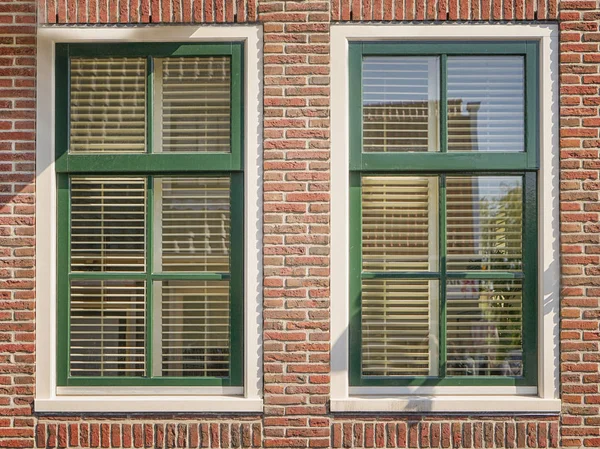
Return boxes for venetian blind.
[70,58,147,153]
[447,56,525,153]
[70,177,146,272]
[362,56,439,153]
[157,57,231,153]
[156,177,230,273]
[69,280,146,377]
[156,280,230,377]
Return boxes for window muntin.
[349,42,538,387]
[56,43,244,387]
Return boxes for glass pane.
[446,176,523,272]
[156,57,231,153]
[362,279,439,377]
[155,177,230,273]
[69,280,146,377]
[446,279,523,377]
[362,176,438,272]
[70,177,146,272]
[70,58,146,153]
[154,280,230,377]
[447,56,525,152]
[363,56,439,153]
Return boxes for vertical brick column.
[0,0,36,448]
[260,0,331,447]
[559,0,600,447]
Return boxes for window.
[348,42,539,388]
[55,43,244,387]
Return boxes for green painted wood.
[349,42,539,387]
[56,42,245,387]
[229,173,244,386]
[522,172,538,386]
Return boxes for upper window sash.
[55,43,244,174]
[349,41,539,172]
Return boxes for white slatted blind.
[362,56,439,153]
[362,280,437,376]
[446,280,523,376]
[362,176,437,272]
[70,58,146,153]
[69,280,146,377]
[447,176,523,272]
[156,281,230,377]
[156,177,230,273]
[70,177,146,272]
[447,56,525,153]
[157,57,231,153]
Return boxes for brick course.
[0,0,598,447]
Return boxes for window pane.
[446,176,523,272]
[447,56,524,153]
[70,58,146,153]
[362,279,439,377]
[69,280,146,377]
[446,279,523,377]
[154,280,230,377]
[362,176,438,272]
[155,177,230,273]
[363,57,439,153]
[156,57,231,153]
[71,177,146,272]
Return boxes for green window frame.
[56,43,244,387]
[349,41,539,387]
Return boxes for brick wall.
[0,0,597,447]
[0,0,37,448]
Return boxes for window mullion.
[440,55,448,154]
[438,174,447,378]
[146,56,153,154]
[146,175,155,378]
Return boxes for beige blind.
[157,57,231,153]
[362,279,437,376]
[155,280,230,377]
[70,177,146,272]
[447,176,523,272]
[447,56,524,153]
[362,176,437,272]
[362,56,439,153]
[446,280,523,376]
[69,280,146,377]
[156,177,230,273]
[70,58,146,153]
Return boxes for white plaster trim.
[35,25,263,412]
[331,397,561,414]
[36,397,263,413]
[330,24,560,410]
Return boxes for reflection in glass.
[70,58,147,153]
[446,280,523,377]
[362,279,439,377]
[69,280,146,377]
[156,57,231,153]
[362,176,438,272]
[155,280,230,377]
[363,57,439,152]
[156,177,230,273]
[447,56,525,152]
[447,176,523,272]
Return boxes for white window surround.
[330,24,560,413]
[35,25,263,413]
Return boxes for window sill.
[330,396,561,414]
[35,396,263,413]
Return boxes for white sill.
[35,396,263,413]
[331,396,561,414]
